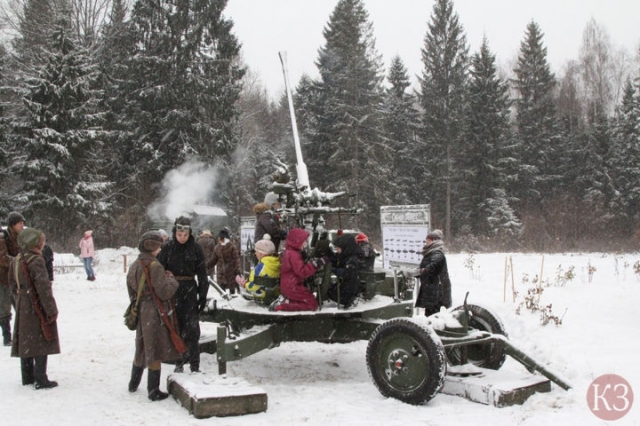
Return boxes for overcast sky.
[224,0,640,99]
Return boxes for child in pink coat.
[79,230,95,281]
[272,228,327,311]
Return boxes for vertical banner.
[240,216,256,254]
[380,205,431,269]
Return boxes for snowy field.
[1,248,639,425]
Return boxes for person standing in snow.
[79,229,96,281]
[253,192,285,253]
[157,216,208,373]
[272,228,327,312]
[207,229,243,294]
[9,228,60,389]
[415,230,452,316]
[0,211,26,346]
[127,231,182,401]
[196,229,216,279]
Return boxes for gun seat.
[358,271,385,300]
[252,275,281,305]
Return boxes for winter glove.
[311,256,329,270]
[235,274,247,286]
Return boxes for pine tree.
[300,0,389,232]
[460,38,519,240]
[11,0,58,67]
[382,55,420,205]
[11,13,113,247]
[418,0,469,238]
[512,21,562,248]
[124,0,244,210]
[612,79,640,228]
[576,101,616,230]
[0,44,10,213]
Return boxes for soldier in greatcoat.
[9,228,60,389]
[127,231,182,401]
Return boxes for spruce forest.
[0,0,638,252]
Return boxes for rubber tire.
[447,304,508,370]
[366,318,446,405]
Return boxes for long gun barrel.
[279,51,310,190]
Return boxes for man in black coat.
[157,216,208,373]
[415,230,452,317]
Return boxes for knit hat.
[7,211,26,227]
[254,239,276,255]
[426,230,443,241]
[84,230,93,237]
[18,228,43,251]
[355,232,368,243]
[264,192,279,206]
[138,231,164,253]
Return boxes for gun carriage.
[198,52,570,406]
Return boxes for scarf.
[421,239,444,257]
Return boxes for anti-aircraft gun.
[266,52,362,258]
[196,53,571,410]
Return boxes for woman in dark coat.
[415,231,452,316]
[9,228,60,389]
[207,229,242,294]
[328,234,360,308]
[253,198,284,252]
[127,231,182,401]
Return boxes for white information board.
[380,205,431,268]
[240,216,256,254]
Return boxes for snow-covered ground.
[1,248,638,425]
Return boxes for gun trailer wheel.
[447,304,508,370]
[366,318,446,405]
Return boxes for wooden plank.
[441,367,551,407]
[167,373,267,418]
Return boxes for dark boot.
[34,355,58,390]
[1,319,11,346]
[128,365,144,392]
[147,369,168,401]
[21,357,34,385]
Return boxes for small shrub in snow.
[515,278,565,326]
[551,264,575,287]
[587,261,597,283]
[633,260,640,282]
[463,253,482,280]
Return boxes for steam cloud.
[147,160,218,224]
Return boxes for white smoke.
[147,160,218,224]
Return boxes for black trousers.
[174,281,201,370]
